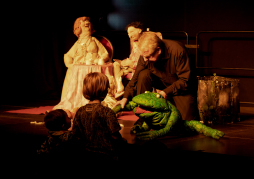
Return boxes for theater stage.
[1,100,254,176]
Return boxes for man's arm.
[123,56,146,99]
[163,49,191,96]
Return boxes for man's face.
[142,47,161,63]
[127,26,142,42]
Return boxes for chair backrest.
[96,35,114,63]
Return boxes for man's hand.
[113,98,128,109]
[158,90,167,99]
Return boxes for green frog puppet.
[113,91,224,140]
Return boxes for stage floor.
[1,100,254,176]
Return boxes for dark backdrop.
[1,0,254,105]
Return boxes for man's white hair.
[138,32,162,57]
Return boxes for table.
[53,63,116,112]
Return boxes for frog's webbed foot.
[131,123,149,134]
[210,130,225,140]
[131,124,145,134]
[131,118,149,134]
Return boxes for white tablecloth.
[54,63,116,112]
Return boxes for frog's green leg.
[136,110,180,140]
[183,120,224,139]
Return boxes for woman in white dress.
[61,16,109,101]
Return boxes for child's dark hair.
[83,72,109,101]
[44,109,67,131]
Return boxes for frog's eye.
[156,94,161,98]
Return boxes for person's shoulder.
[74,105,87,116]
[162,39,186,54]
[91,36,97,40]
[88,103,109,111]
[162,39,184,48]
[98,104,116,114]
[76,105,86,111]
[91,36,101,43]
[99,104,113,111]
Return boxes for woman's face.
[80,19,92,32]
[127,26,142,42]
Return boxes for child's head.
[83,72,109,101]
[44,109,72,131]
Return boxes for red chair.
[96,35,114,63]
